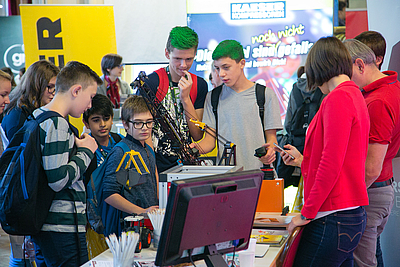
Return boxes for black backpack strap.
[288,86,306,131]
[211,84,223,123]
[110,132,123,143]
[312,87,323,105]
[34,110,63,124]
[211,85,223,157]
[255,84,266,139]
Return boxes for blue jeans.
[294,207,367,267]
[32,232,88,267]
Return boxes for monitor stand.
[203,244,229,267]
[204,254,228,267]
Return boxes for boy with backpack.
[143,26,208,173]
[191,40,282,170]
[30,61,100,266]
[102,95,158,237]
[277,66,324,188]
[83,94,123,257]
[83,94,123,214]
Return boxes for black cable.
[188,249,197,267]
[231,246,236,267]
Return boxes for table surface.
[81,237,286,267]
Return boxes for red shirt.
[301,81,370,219]
[362,71,400,183]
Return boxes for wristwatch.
[300,214,312,221]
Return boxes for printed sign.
[0,16,25,74]
[20,5,117,133]
[20,4,117,75]
[188,0,333,121]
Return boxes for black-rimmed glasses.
[46,84,56,94]
[127,120,155,129]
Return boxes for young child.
[102,95,158,237]
[31,61,100,266]
[83,94,123,200]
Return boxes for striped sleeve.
[40,116,94,192]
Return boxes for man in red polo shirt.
[344,39,400,267]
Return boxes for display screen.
[187,0,333,122]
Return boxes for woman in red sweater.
[278,37,370,266]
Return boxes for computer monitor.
[155,169,263,267]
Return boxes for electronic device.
[273,143,295,160]
[254,146,267,158]
[155,170,263,267]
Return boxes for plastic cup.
[239,251,255,267]
[113,256,135,267]
[153,229,161,250]
[248,238,257,253]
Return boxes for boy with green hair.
[192,40,282,170]
[144,26,208,173]
[31,61,101,266]
[102,95,158,237]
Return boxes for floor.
[0,227,10,267]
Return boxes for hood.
[296,73,313,93]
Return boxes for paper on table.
[255,244,270,258]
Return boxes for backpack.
[277,86,323,187]
[211,83,266,140]
[87,132,122,234]
[0,111,73,235]
[154,67,198,104]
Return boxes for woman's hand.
[288,214,311,234]
[275,144,303,167]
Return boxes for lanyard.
[165,66,183,121]
[95,138,110,158]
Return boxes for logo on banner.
[3,44,25,74]
[36,17,64,68]
[231,1,286,20]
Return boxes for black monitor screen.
[155,170,263,267]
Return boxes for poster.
[20,4,117,76]
[0,16,24,74]
[20,5,117,133]
[188,0,333,121]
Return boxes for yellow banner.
[20,5,117,133]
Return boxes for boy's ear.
[165,48,170,60]
[71,84,83,98]
[239,59,246,69]
[122,120,129,131]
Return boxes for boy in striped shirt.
[31,61,100,266]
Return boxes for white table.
[81,242,284,267]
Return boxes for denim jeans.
[32,232,88,267]
[294,207,367,267]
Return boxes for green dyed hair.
[166,26,199,52]
[212,40,244,63]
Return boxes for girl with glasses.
[2,60,59,142]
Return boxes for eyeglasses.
[127,120,155,129]
[46,84,56,94]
